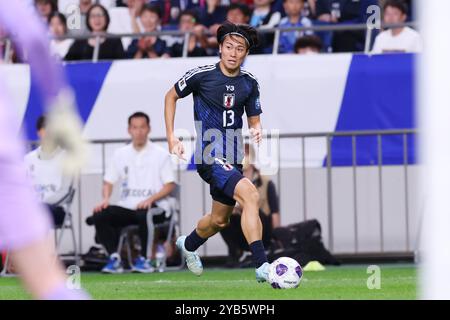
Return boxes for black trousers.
[47,205,66,228]
[90,205,149,257]
[220,210,272,261]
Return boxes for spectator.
[126,5,167,58]
[226,2,251,24]
[278,0,313,54]
[302,0,317,19]
[24,115,73,228]
[316,0,359,24]
[167,10,208,57]
[201,3,252,51]
[65,4,125,61]
[108,0,146,50]
[87,112,176,273]
[249,0,281,29]
[146,0,175,27]
[50,1,94,34]
[378,0,414,20]
[229,0,254,7]
[294,34,323,54]
[372,0,422,54]
[220,144,281,268]
[248,0,282,53]
[58,0,113,14]
[67,0,94,35]
[198,0,228,28]
[48,12,74,59]
[35,0,58,23]
[316,0,377,52]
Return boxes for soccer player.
[164,22,270,282]
[0,1,88,299]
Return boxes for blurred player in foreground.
[164,22,270,282]
[0,0,89,299]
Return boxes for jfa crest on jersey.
[223,93,235,109]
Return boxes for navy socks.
[250,240,268,268]
[184,229,207,252]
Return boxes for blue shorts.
[197,158,244,206]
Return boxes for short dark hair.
[179,9,198,23]
[128,112,150,126]
[35,0,58,13]
[48,11,68,34]
[86,4,110,32]
[383,0,408,15]
[227,3,251,18]
[294,35,323,52]
[140,4,162,20]
[217,22,259,50]
[36,115,46,131]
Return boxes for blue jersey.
[174,62,262,166]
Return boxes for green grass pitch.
[0,264,416,300]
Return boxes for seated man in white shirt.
[88,112,176,273]
[24,115,73,228]
[371,0,422,54]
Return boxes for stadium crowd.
[0,0,420,62]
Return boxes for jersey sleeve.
[174,67,202,98]
[245,79,263,117]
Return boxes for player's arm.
[245,77,263,145]
[164,87,186,160]
[248,115,263,145]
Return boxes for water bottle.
[155,244,166,273]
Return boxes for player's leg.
[233,178,270,282]
[220,214,246,267]
[195,201,234,239]
[177,201,234,275]
[0,132,89,299]
[10,238,89,299]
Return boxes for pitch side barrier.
[66,128,418,257]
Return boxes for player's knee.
[211,215,230,230]
[241,186,260,208]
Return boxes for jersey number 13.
[223,110,235,127]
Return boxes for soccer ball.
[268,257,303,289]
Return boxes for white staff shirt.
[104,141,175,211]
[24,146,72,205]
[372,27,423,54]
